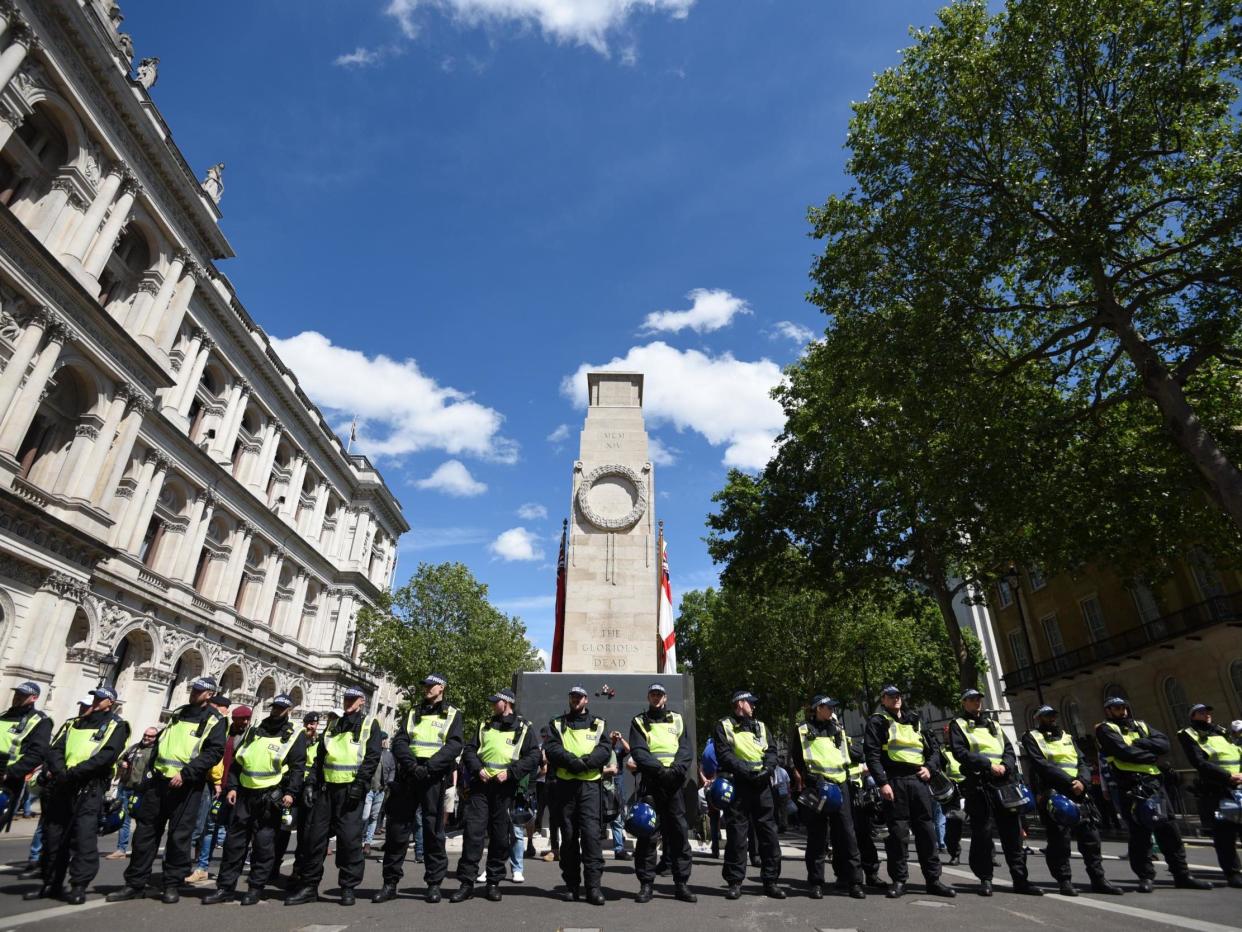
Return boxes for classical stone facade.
[0,1,409,731]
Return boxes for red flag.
[551,519,568,672]
[657,528,677,673]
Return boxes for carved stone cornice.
[44,318,71,344]
[133,666,174,685]
[0,488,113,572]
[74,423,99,440]
[65,646,111,665]
[41,570,89,603]
[173,248,193,267]
[241,521,259,538]
[9,24,39,51]
[126,392,152,416]
[235,377,251,395]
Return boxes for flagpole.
[656,520,665,673]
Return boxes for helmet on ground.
[1046,792,1081,827]
[819,780,844,814]
[624,801,660,838]
[97,797,125,835]
[709,776,735,811]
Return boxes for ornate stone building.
[0,0,409,730]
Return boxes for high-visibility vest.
[304,738,319,778]
[0,710,44,765]
[64,716,121,768]
[941,748,964,782]
[720,718,768,774]
[477,719,530,777]
[881,714,924,765]
[322,717,374,784]
[154,709,224,778]
[955,717,1006,765]
[797,723,849,783]
[1099,720,1160,775]
[406,705,460,760]
[634,711,684,767]
[1031,730,1079,778]
[1179,727,1242,771]
[553,717,605,781]
[235,724,300,789]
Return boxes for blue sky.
[124,0,945,660]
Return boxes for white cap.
[1231,719,1242,734]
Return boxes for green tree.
[811,0,1242,531]
[356,561,542,726]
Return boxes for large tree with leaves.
[356,561,542,725]
[812,0,1242,531]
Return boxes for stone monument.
[561,372,658,673]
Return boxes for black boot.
[1058,880,1077,896]
[161,889,180,905]
[1090,879,1123,895]
[978,880,993,897]
[1013,880,1043,896]
[485,883,502,902]
[372,884,398,903]
[450,883,474,903]
[724,884,742,900]
[340,889,355,906]
[1174,876,1213,890]
[886,881,906,898]
[865,872,883,887]
[106,886,145,902]
[65,887,87,905]
[636,882,654,903]
[1136,878,1154,893]
[1227,874,1242,889]
[927,880,957,898]
[807,883,823,899]
[23,885,60,901]
[284,886,319,906]
[560,886,580,902]
[586,887,605,906]
[848,884,866,899]
[240,888,262,906]
[425,883,441,903]
[674,883,697,903]
[763,882,786,899]
[202,888,235,905]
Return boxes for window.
[1230,660,1242,714]
[138,518,162,568]
[1104,683,1128,703]
[1041,613,1066,657]
[1062,698,1085,737]
[1028,566,1047,590]
[1189,549,1226,600]
[1079,596,1107,643]
[1008,631,1031,669]
[1129,583,1161,623]
[1164,677,1191,730]
[995,580,1013,609]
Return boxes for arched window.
[97,224,152,312]
[1103,683,1128,704]
[1163,677,1190,731]
[2,105,69,216]
[15,366,92,487]
[1061,697,1085,737]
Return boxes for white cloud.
[398,527,490,551]
[334,47,382,67]
[771,320,815,344]
[547,423,570,443]
[415,460,488,497]
[639,288,751,335]
[562,341,786,470]
[269,332,516,463]
[517,503,548,520]
[385,0,694,54]
[648,436,677,466]
[494,594,556,612]
[489,527,544,562]
[534,647,549,671]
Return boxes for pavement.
[0,826,1238,932]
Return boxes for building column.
[0,306,49,414]
[22,572,88,677]
[0,25,35,95]
[212,378,250,462]
[125,452,169,555]
[279,454,308,521]
[284,571,309,637]
[216,522,256,607]
[112,447,156,547]
[153,261,201,354]
[308,482,330,541]
[0,2,20,44]
[348,509,373,564]
[163,325,202,414]
[251,420,282,494]
[97,393,150,511]
[82,173,141,279]
[131,248,185,336]
[253,548,285,627]
[0,317,69,456]
[67,382,130,502]
[61,168,122,262]
[177,491,216,585]
[166,488,209,581]
[174,334,213,418]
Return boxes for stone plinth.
[562,372,658,673]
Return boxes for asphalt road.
[0,828,1238,932]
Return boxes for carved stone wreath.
[576,464,647,530]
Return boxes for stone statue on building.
[136,56,158,89]
[117,33,134,64]
[107,2,124,32]
[201,162,224,203]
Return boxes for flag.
[551,520,568,673]
[657,530,677,673]
[350,417,358,442]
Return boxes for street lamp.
[1005,564,1044,706]
[855,641,873,713]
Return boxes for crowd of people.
[0,673,1239,909]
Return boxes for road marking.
[295,926,349,932]
[0,898,112,928]
[911,899,954,907]
[1000,906,1048,924]
[941,867,1242,931]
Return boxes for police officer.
[948,688,1040,896]
[274,711,320,884]
[375,673,463,904]
[1095,696,1212,892]
[714,689,784,900]
[791,696,864,899]
[1177,703,1242,888]
[938,725,966,866]
[863,684,955,899]
[286,686,381,906]
[843,729,882,886]
[110,675,227,904]
[544,684,610,905]
[628,682,696,904]
[0,681,51,815]
[25,686,127,904]
[450,687,539,903]
[204,694,307,905]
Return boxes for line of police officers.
[2,673,1240,907]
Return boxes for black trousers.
[1202,790,1242,876]
[805,783,861,886]
[850,790,880,876]
[881,774,941,884]
[635,778,692,885]
[722,776,781,885]
[40,779,105,889]
[1037,803,1106,882]
[554,778,604,890]
[1118,779,1189,880]
[963,786,1028,883]
[297,783,365,891]
[383,774,447,886]
[125,777,204,891]
[945,806,965,858]
[217,789,282,890]
[274,799,313,878]
[455,780,515,884]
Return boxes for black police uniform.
[294,711,382,894]
[1177,722,1242,884]
[1021,724,1111,888]
[1094,715,1197,884]
[39,710,128,893]
[791,717,862,891]
[713,713,782,887]
[862,708,945,890]
[214,716,307,895]
[948,713,1032,889]
[938,747,966,863]
[0,703,51,799]
[382,699,463,892]
[273,725,319,880]
[628,706,694,888]
[124,703,226,894]
[455,712,540,889]
[845,736,882,883]
[544,707,611,896]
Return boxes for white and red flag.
[657,529,677,673]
